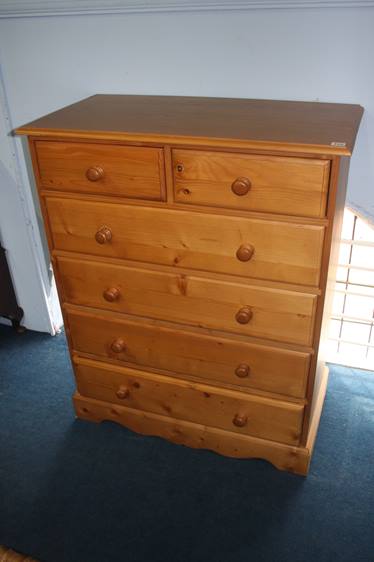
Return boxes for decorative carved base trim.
[74,392,312,475]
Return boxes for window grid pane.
[328,211,374,370]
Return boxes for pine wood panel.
[34,140,165,200]
[74,392,310,474]
[58,256,317,346]
[173,149,330,218]
[16,95,363,156]
[16,95,363,475]
[301,156,349,444]
[46,197,325,286]
[67,308,311,398]
[74,358,304,445]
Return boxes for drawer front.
[173,149,330,218]
[47,198,325,286]
[58,257,317,346]
[35,141,165,200]
[67,309,311,398]
[74,358,305,445]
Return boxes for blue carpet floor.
[1,325,374,562]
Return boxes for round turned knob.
[110,338,126,353]
[103,287,120,302]
[231,177,251,196]
[116,386,130,400]
[95,226,112,245]
[86,166,104,182]
[233,414,248,428]
[236,244,255,262]
[235,364,251,378]
[235,306,253,325]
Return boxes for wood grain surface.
[173,149,330,217]
[35,140,165,200]
[46,197,325,286]
[16,95,363,155]
[17,94,362,475]
[73,392,310,474]
[66,307,311,398]
[58,256,317,345]
[74,357,304,445]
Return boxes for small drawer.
[35,140,165,200]
[58,256,317,346]
[172,149,330,218]
[67,309,311,398]
[74,358,305,446]
[47,197,325,287]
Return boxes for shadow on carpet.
[1,325,374,562]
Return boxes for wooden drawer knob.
[86,166,104,182]
[236,306,253,325]
[103,287,120,302]
[233,414,248,428]
[95,226,112,244]
[116,386,130,400]
[111,338,126,353]
[236,244,254,262]
[231,177,251,196]
[235,364,251,378]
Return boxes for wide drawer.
[173,149,330,218]
[67,308,311,398]
[74,357,305,445]
[34,141,165,200]
[47,198,325,286]
[58,257,317,346]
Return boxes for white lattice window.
[326,209,374,370]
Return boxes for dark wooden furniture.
[0,243,24,332]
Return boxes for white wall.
[0,66,62,332]
[0,4,373,331]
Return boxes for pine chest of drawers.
[17,95,363,474]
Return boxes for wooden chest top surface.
[16,94,363,156]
